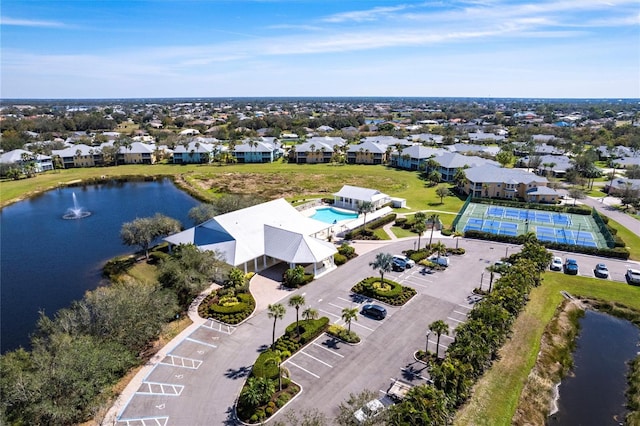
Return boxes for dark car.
[392,258,406,272]
[361,304,387,320]
[564,259,579,275]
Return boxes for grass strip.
[454,272,640,425]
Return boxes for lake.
[0,179,200,353]
[548,309,639,425]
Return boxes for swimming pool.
[311,207,359,224]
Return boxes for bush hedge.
[334,253,347,265]
[463,230,630,259]
[326,324,361,344]
[351,277,416,306]
[345,213,397,240]
[198,291,256,324]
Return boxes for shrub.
[338,243,357,259]
[351,277,417,306]
[334,253,347,265]
[441,228,453,236]
[395,217,408,227]
[327,324,361,343]
[448,247,466,255]
[345,213,397,239]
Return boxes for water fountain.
[62,192,91,219]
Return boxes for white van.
[428,254,450,267]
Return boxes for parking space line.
[350,320,374,331]
[457,304,473,310]
[160,354,202,369]
[312,341,345,357]
[300,351,333,368]
[286,360,320,378]
[428,339,449,349]
[203,319,236,335]
[453,310,468,316]
[447,317,464,323]
[328,302,346,309]
[116,416,169,426]
[185,337,217,348]
[319,309,341,319]
[136,381,184,396]
[337,297,356,303]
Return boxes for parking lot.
[111,238,640,425]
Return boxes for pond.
[548,309,639,425]
[0,179,200,353]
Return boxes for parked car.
[393,255,415,268]
[353,399,385,424]
[626,268,640,285]
[563,259,579,275]
[594,263,609,279]
[361,304,387,320]
[428,254,450,267]
[550,256,563,271]
[391,259,406,272]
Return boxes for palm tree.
[413,220,426,249]
[369,252,394,283]
[302,307,318,323]
[429,320,450,359]
[288,294,306,338]
[270,350,291,391]
[267,303,286,350]
[453,231,464,249]
[358,201,375,227]
[431,241,447,261]
[428,214,440,249]
[341,307,359,333]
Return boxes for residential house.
[360,135,411,147]
[467,131,506,143]
[447,143,500,156]
[118,142,156,165]
[391,146,446,170]
[432,152,499,182]
[409,133,444,145]
[172,141,216,164]
[293,141,335,163]
[346,141,388,164]
[604,178,640,195]
[0,149,54,172]
[463,164,557,203]
[233,140,282,163]
[52,144,103,168]
[332,185,391,211]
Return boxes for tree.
[388,385,450,425]
[453,168,467,190]
[369,252,393,283]
[567,188,586,206]
[412,220,426,248]
[302,307,318,323]
[120,213,181,260]
[427,170,442,186]
[428,214,440,249]
[336,389,388,426]
[341,307,359,333]
[357,201,375,227]
[288,294,306,338]
[188,203,218,225]
[283,265,306,288]
[429,320,450,359]
[453,230,464,249]
[495,150,514,167]
[225,267,246,289]
[267,304,286,350]
[431,241,447,261]
[158,244,227,306]
[241,376,274,407]
[435,185,450,204]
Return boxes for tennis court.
[455,202,609,249]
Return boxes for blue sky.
[1,0,639,99]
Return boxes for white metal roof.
[165,198,331,266]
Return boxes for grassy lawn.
[454,272,640,425]
[0,164,465,216]
[607,217,640,261]
[390,226,416,238]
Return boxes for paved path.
[581,196,639,236]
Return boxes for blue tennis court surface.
[464,219,519,236]
[535,226,597,247]
[486,207,571,225]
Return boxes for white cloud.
[0,16,66,28]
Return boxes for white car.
[626,269,640,285]
[550,257,563,271]
[353,399,385,424]
[393,255,415,268]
